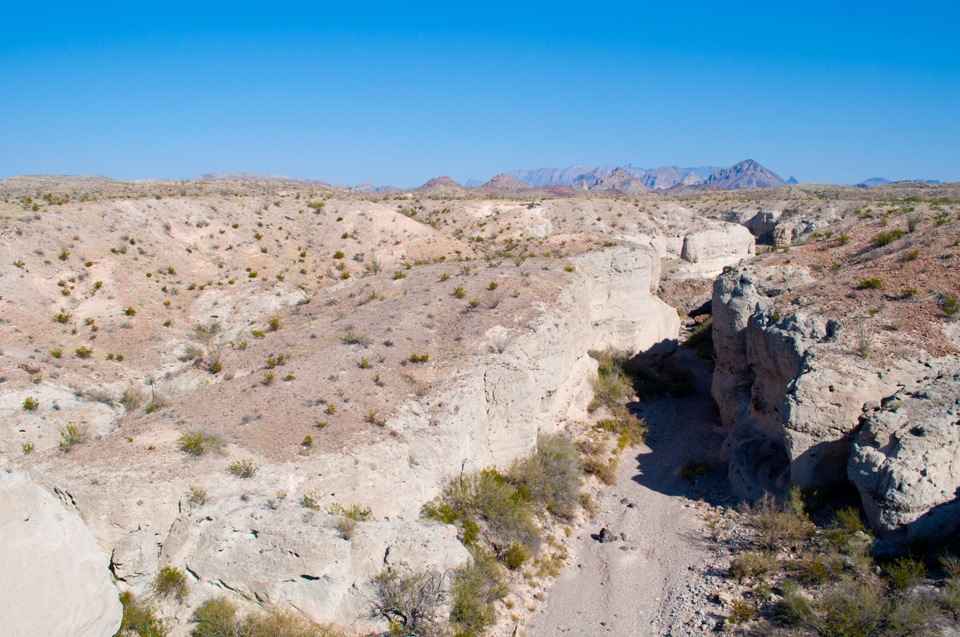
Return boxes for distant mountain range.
[857,177,942,188]
[507,159,788,192]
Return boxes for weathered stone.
[0,470,121,636]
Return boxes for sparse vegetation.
[153,565,189,603]
[58,424,89,452]
[178,431,223,456]
[227,459,259,478]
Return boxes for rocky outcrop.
[680,226,755,271]
[711,266,904,496]
[712,265,960,551]
[125,496,470,629]
[849,366,960,550]
[0,470,122,636]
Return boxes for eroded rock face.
[849,368,960,550]
[144,497,469,629]
[0,470,122,636]
[712,265,960,551]
[680,225,755,272]
[712,266,903,496]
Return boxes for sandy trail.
[529,349,731,636]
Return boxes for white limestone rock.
[0,470,121,637]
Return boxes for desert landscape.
[1,170,959,636]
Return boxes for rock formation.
[0,470,122,636]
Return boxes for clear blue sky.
[2,1,958,187]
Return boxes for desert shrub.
[190,596,239,637]
[776,580,817,624]
[728,599,756,624]
[502,543,529,570]
[874,229,905,246]
[886,556,927,590]
[242,608,335,637]
[731,551,777,582]
[75,345,93,358]
[21,442,35,455]
[342,331,370,347]
[684,316,714,359]
[118,591,168,637]
[368,569,447,637]
[818,579,885,637]
[450,552,508,636]
[596,405,647,446]
[178,431,223,456]
[509,433,581,519]
[58,424,88,452]
[121,384,147,410]
[227,459,259,478]
[327,502,372,521]
[409,352,430,363]
[267,315,281,331]
[22,396,38,411]
[886,592,940,636]
[942,576,960,614]
[742,489,814,551]
[451,469,539,551]
[188,485,208,506]
[679,458,709,482]
[857,278,883,290]
[53,311,72,323]
[943,295,959,316]
[153,565,189,603]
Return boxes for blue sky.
[2,2,958,187]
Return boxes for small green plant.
[728,599,756,624]
[343,330,371,347]
[874,229,905,246]
[227,459,259,478]
[944,295,959,316]
[117,591,168,637]
[188,485,208,506]
[301,491,322,510]
[58,248,70,261]
[153,565,189,603]
[327,502,372,521]
[53,311,72,324]
[22,396,39,411]
[453,286,466,298]
[905,248,920,261]
[263,372,275,385]
[392,270,407,280]
[75,345,93,358]
[124,306,137,316]
[359,356,370,369]
[21,442,35,455]
[487,281,498,290]
[366,409,385,426]
[886,556,927,590]
[857,278,883,290]
[58,424,89,452]
[333,250,345,259]
[409,353,430,363]
[178,431,222,456]
[439,273,450,282]
[267,315,281,331]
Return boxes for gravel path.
[529,349,737,636]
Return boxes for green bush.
[118,591,168,637]
[227,459,259,478]
[742,489,814,551]
[58,424,88,452]
[874,229,905,247]
[885,556,926,590]
[189,596,238,637]
[731,551,777,582]
[178,431,222,456]
[451,553,508,636]
[153,565,189,602]
[502,543,530,570]
[509,433,581,519]
[326,502,372,521]
[22,396,38,411]
[818,579,885,637]
[684,316,714,359]
[857,278,883,290]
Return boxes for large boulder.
[0,470,122,636]
[849,367,960,551]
